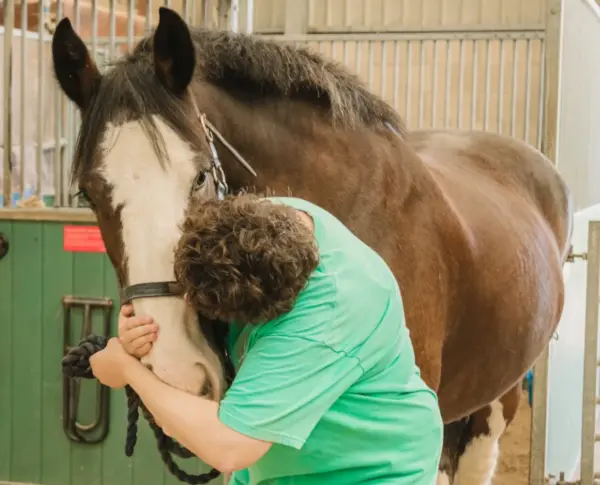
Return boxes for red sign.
[63,225,106,253]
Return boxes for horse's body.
[52,8,572,485]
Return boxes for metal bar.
[392,41,400,112]
[524,39,533,146]
[431,41,439,129]
[580,221,600,485]
[510,40,519,138]
[541,0,561,163]
[457,39,465,129]
[405,41,412,127]
[301,25,547,35]
[470,40,479,130]
[230,0,239,32]
[259,31,545,43]
[55,0,64,207]
[75,0,81,29]
[483,39,492,131]
[497,40,505,134]
[444,40,452,128]
[367,41,374,91]
[530,346,550,485]
[183,0,190,23]
[19,0,28,202]
[146,0,153,31]
[418,42,425,129]
[380,42,387,100]
[108,0,116,60]
[91,0,98,63]
[536,40,546,151]
[246,0,254,34]
[2,0,15,207]
[355,41,362,79]
[36,0,45,199]
[127,0,135,52]
[202,0,211,28]
[342,40,348,66]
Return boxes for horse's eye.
[195,171,207,187]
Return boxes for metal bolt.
[566,252,588,262]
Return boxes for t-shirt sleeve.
[218,334,363,449]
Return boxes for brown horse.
[51,7,572,485]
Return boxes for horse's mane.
[72,29,404,181]
[135,28,405,134]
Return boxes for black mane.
[72,28,404,181]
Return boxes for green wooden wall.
[0,218,219,485]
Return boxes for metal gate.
[0,1,565,485]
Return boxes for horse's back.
[407,129,572,260]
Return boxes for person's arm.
[123,359,271,473]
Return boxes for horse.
[51,7,572,485]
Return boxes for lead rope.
[61,335,221,485]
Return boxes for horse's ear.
[154,7,196,96]
[52,18,101,110]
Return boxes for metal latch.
[62,295,113,444]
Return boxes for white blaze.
[100,115,223,398]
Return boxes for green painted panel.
[11,223,44,483]
[0,220,221,485]
[40,224,73,485]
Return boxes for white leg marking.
[100,116,224,398]
[453,401,506,485]
[436,471,450,485]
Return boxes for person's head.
[174,193,319,324]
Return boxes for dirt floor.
[494,393,532,485]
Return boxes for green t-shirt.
[218,197,443,485]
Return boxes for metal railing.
[580,221,600,485]
[1,1,548,210]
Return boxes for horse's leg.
[452,383,522,485]
[437,419,471,484]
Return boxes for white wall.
[555,0,600,211]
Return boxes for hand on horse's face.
[90,337,137,389]
[118,304,159,358]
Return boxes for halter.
[121,90,258,304]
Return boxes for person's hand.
[118,304,159,358]
[89,337,136,388]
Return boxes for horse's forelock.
[71,51,202,183]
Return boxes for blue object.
[525,370,533,407]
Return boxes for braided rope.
[62,335,221,484]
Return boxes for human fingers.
[130,342,154,359]
[120,304,134,317]
[122,322,159,343]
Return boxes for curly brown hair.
[174,194,320,324]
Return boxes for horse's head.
[51,8,226,399]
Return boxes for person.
[90,193,443,485]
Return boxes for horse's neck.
[200,86,427,213]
